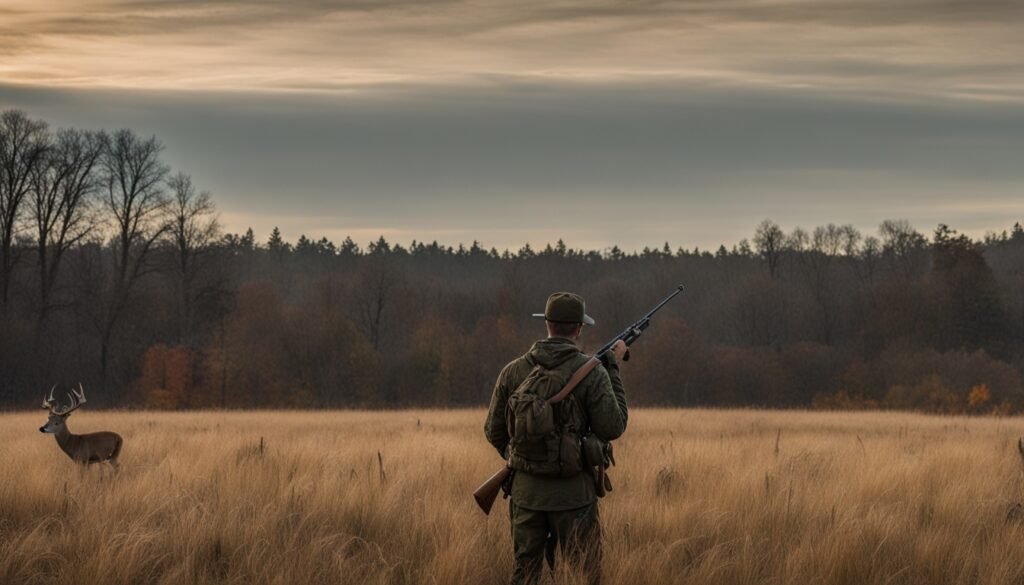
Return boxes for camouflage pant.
[509,501,602,585]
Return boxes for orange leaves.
[137,344,199,409]
[967,384,992,410]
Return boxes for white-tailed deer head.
[40,383,86,434]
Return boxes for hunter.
[484,291,628,585]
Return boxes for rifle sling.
[546,357,601,405]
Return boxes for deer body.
[40,385,122,468]
[48,423,122,465]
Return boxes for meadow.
[2,408,1024,585]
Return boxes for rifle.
[473,285,685,514]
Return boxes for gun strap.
[547,357,601,405]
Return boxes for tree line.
[1,108,1022,413]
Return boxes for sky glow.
[2,0,1022,250]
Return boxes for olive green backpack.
[505,355,591,478]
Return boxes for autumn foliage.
[2,104,1024,414]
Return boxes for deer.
[39,384,123,470]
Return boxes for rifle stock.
[473,465,511,515]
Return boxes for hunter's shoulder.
[583,360,612,386]
[498,354,533,383]
[573,357,614,398]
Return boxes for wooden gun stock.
[473,465,511,515]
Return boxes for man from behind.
[484,291,628,585]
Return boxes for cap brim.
[532,313,596,326]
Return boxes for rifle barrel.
[643,285,685,320]
[595,285,684,357]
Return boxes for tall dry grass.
[2,409,1024,584]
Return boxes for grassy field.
[3,408,1024,585]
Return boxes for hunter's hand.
[611,340,627,362]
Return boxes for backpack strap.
[546,356,601,405]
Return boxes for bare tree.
[30,128,106,320]
[786,226,809,253]
[753,220,786,279]
[355,259,402,351]
[812,224,845,257]
[797,224,847,343]
[839,226,881,287]
[0,110,49,311]
[879,219,928,278]
[167,171,220,343]
[839,224,862,258]
[97,129,171,383]
[859,236,882,283]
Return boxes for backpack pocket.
[525,398,555,436]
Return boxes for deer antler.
[52,384,87,416]
[41,385,57,411]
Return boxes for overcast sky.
[2,0,1022,251]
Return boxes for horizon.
[215,217,1022,257]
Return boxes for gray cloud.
[1,0,1022,102]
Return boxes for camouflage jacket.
[484,337,628,511]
